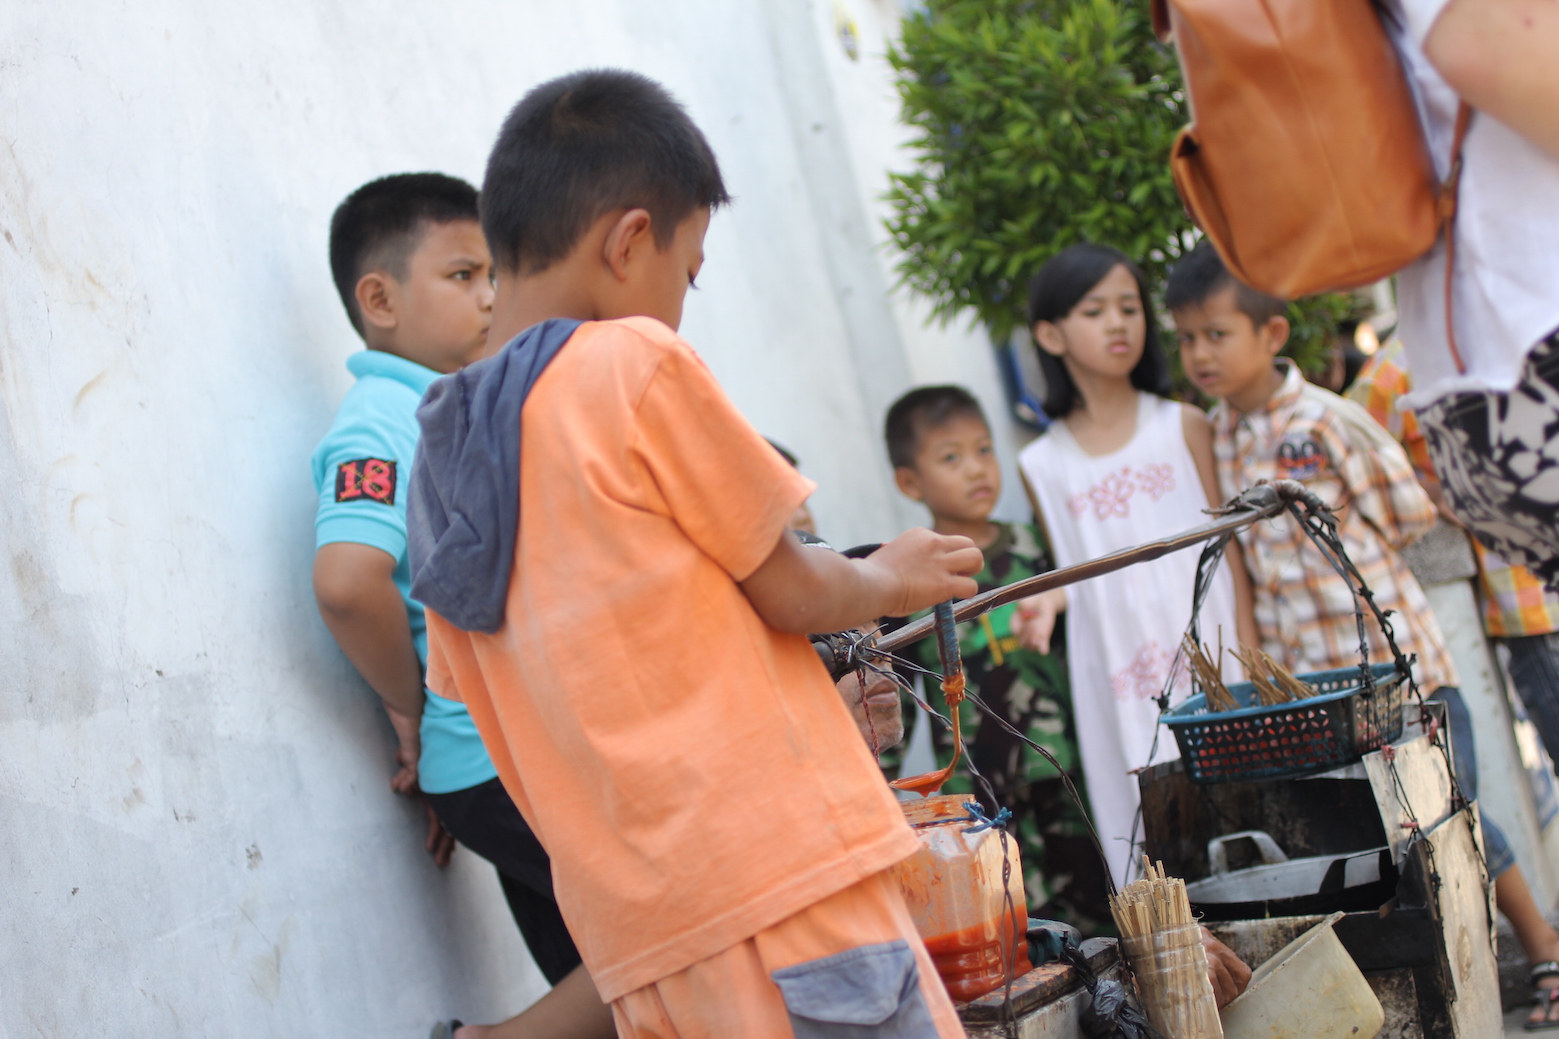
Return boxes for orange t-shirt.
[424,317,920,1001]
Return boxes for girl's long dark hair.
[1025,243,1171,419]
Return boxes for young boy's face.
[894,412,1001,526]
[384,219,494,373]
[1173,284,1286,408]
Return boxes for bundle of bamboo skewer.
[1231,645,1316,705]
[1111,858,1224,1039]
[1181,634,1317,712]
[1184,634,1237,712]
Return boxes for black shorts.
[1418,329,1559,589]
[425,778,582,985]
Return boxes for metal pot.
[1186,831,1393,920]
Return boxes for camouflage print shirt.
[905,522,1077,802]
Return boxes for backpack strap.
[1439,102,1474,375]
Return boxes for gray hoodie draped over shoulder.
[406,318,583,634]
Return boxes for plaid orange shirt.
[1348,339,1559,638]
[1212,360,1457,690]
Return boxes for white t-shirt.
[1380,0,1559,408]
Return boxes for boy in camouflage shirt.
[884,386,1107,929]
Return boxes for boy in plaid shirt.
[1165,242,1456,694]
[1167,240,1559,1021]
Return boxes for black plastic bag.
[1050,932,1163,1039]
[1079,974,1161,1039]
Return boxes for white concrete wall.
[791,0,1036,527]
[0,2,1008,1035]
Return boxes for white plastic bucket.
[1219,912,1384,1039]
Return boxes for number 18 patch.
[335,458,398,505]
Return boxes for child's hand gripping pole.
[891,600,967,796]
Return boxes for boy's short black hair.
[329,172,480,336]
[482,70,731,275]
[1025,243,1172,419]
[1164,239,1287,327]
[884,385,988,470]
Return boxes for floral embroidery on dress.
[1068,464,1177,520]
[1110,640,1180,702]
[1136,463,1175,500]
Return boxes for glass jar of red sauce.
[891,794,1032,1002]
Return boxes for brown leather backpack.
[1153,0,1459,300]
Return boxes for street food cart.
[843,482,1501,1037]
[1141,712,1499,1036]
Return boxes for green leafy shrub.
[884,0,1355,381]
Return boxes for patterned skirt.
[1419,330,1559,590]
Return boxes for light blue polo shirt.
[311,349,498,794]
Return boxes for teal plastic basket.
[1162,663,1406,785]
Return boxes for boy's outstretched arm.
[740,527,983,634]
[1013,469,1067,654]
[314,542,454,866]
[314,542,426,719]
[1182,405,1263,653]
[314,543,433,790]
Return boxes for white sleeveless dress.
[1018,393,1238,885]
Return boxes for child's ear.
[602,208,654,281]
[1262,314,1292,356]
[355,271,398,331]
[1033,321,1066,358]
[893,466,925,502]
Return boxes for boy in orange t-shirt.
[405,71,983,1037]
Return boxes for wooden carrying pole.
[876,487,1292,656]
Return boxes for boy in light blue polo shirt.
[314,349,498,793]
[311,174,585,1001]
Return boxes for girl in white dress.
[1014,244,1258,886]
